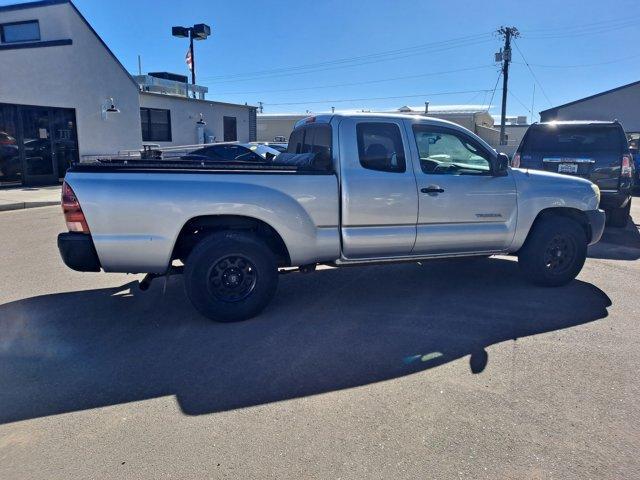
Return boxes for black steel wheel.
[518,216,587,287]
[543,233,577,276]
[207,255,258,303]
[184,232,278,322]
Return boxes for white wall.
[543,82,640,132]
[0,2,142,156]
[140,93,252,146]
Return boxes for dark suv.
[513,121,635,227]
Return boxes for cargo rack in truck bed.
[74,145,333,174]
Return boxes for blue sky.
[10,0,640,120]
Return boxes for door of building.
[223,116,237,141]
[0,104,79,187]
[20,106,58,185]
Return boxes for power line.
[487,70,502,111]
[199,33,494,82]
[512,40,553,106]
[215,65,495,95]
[264,88,493,107]
[512,52,640,69]
[521,15,638,34]
[522,18,639,39]
[507,88,533,114]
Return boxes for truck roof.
[294,112,470,130]
[534,120,621,127]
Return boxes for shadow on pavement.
[588,213,640,261]
[0,258,611,424]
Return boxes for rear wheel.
[184,232,278,322]
[518,216,587,287]
[606,199,631,228]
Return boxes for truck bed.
[65,166,340,273]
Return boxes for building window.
[1,20,40,44]
[140,108,171,142]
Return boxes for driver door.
[408,124,517,255]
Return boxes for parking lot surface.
[1,203,639,479]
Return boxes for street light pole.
[189,29,196,98]
[172,23,211,100]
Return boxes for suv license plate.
[558,163,578,174]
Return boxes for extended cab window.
[357,122,406,173]
[286,123,332,169]
[413,126,491,175]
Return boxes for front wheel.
[518,216,587,287]
[184,232,279,322]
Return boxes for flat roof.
[540,80,640,116]
[140,91,256,109]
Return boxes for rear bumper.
[57,232,101,272]
[600,189,632,210]
[586,209,606,246]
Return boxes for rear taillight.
[61,182,90,233]
[621,154,632,178]
[511,152,521,168]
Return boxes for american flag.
[185,48,193,71]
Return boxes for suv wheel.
[607,199,631,228]
[184,232,278,322]
[518,216,587,287]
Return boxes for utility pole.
[496,26,519,145]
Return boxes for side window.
[357,122,406,173]
[413,126,491,175]
[287,128,304,154]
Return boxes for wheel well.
[530,207,591,241]
[172,215,291,266]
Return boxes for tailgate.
[520,151,620,190]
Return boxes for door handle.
[421,186,444,194]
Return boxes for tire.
[606,200,631,228]
[184,231,278,322]
[518,216,587,287]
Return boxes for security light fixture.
[101,98,120,120]
[192,24,211,40]
[196,113,206,125]
[171,26,189,38]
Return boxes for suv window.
[523,125,623,154]
[413,126,491,175]
[356,122,406,173]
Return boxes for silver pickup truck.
[58,113,605,322]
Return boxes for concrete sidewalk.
[0,185,61,212]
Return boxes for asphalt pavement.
[0,202,639,479]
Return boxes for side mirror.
[494,153,509,176]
